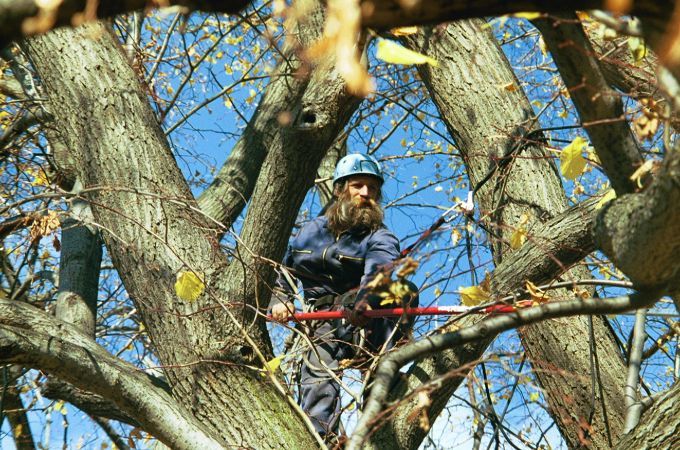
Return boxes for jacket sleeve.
[358,229,400,307]
[269,246,296,309]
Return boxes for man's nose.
[359,186,370,197]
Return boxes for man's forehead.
[346,175,381,186]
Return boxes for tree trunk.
[367,19,627,449]
[23,22,317,449]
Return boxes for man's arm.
[358,228,401,307]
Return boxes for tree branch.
[364,196,600,449]
[0,299,225,450]
[349,290,661,450]
[623,308,647,432]
[0,74,25,99]
[389,18,626,448]
[594,140,680,294]
[1,367,36,450]
[533,13,644,194]
[616,381,680,449]
[0,0,251,50]
[42,379,141,427]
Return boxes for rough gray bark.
[0,73,24,99]
[316,135,347,206]
[364,20,628,449]
[23,22,318,449]
[0,299,224,450]
[595,142,680,296]
[616,381,680,449]
[55,210,102,337]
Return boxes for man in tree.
[270,153,419,437]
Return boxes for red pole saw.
[272,301,533,322]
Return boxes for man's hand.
[271,302,295,322]
[347,299,371,327]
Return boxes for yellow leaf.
[525,280,549,303]
[391,26,419,36]
[380,296,396,306]
[509,228,526,250]
[54,400,67,415]
[630,159,655,188]
[538,36,548,57]
[25,167,49,187]
[29,211,60,242]
[595,189,616,210]
[529,392,540,402]
[174,271,205,302]
[633,114,658,141]
[451,228,462,245]
[513,12,541,20]
[586,145,600,165]
[459,285,491,307]
[509,214,529,250]
[264,356,282,373]
[628,37,647,63]
[375,39,438,67]
[560,136,588,180]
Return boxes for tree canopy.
[1,1,679,449]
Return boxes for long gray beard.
[326,193,384,236]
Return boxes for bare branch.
[0,299,225,450]
[0,367,36,450]
[616,381,680,449]
[0,1,251,50]
[42,379,141,426]
[594,139,680,294]
[623,308,647,432]
[90,416,132,450]
[533,13,644,194]
[349,290,661,450]
[0,74,25,99]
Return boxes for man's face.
[346,175,381,206]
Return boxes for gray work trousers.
[299,293,419,436]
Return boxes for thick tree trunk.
[367,20,627,449]
[23,23,317,449]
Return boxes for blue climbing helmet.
[332,153,384,185]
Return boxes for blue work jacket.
[273,216,400,306]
